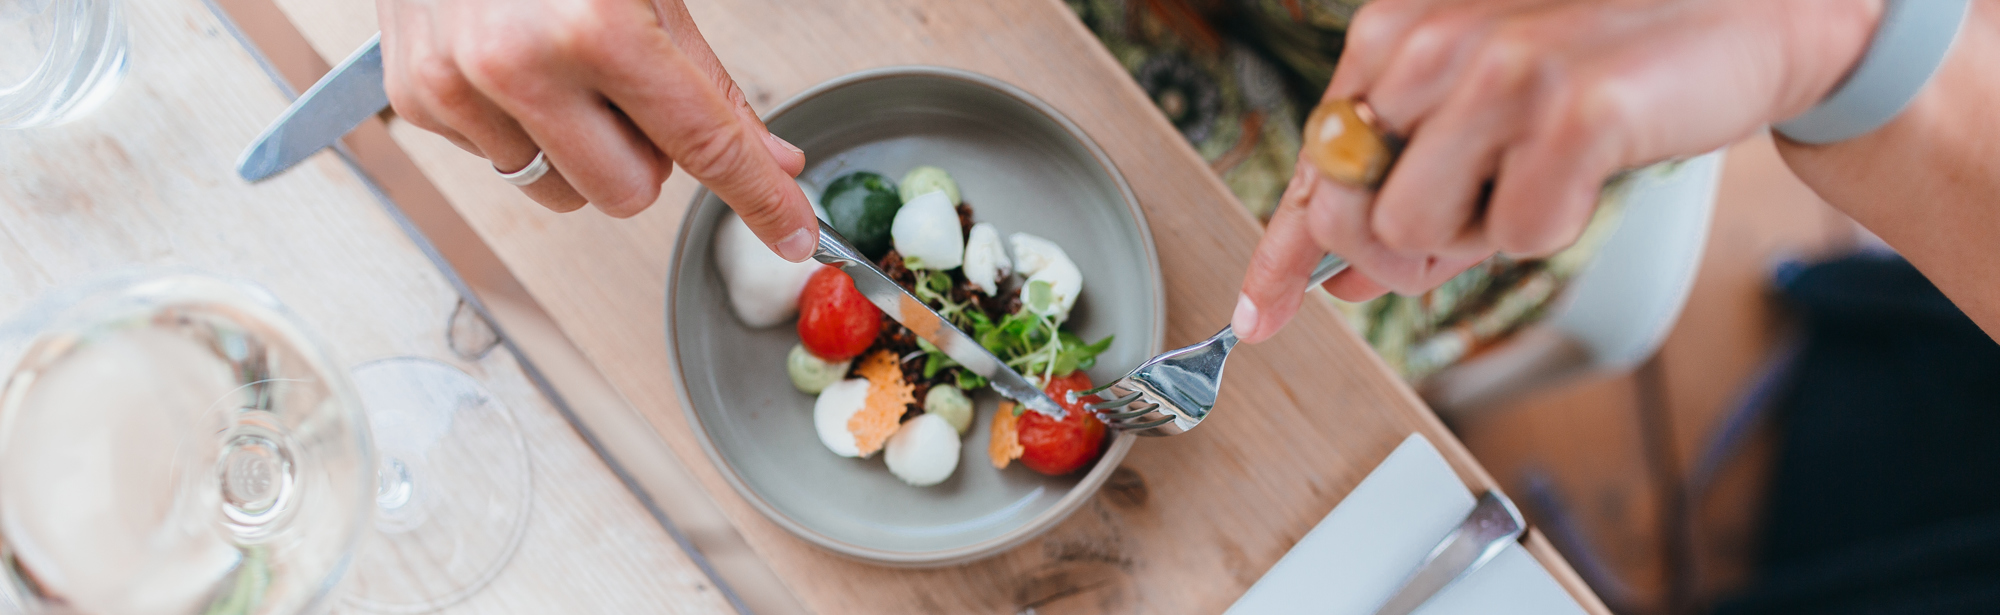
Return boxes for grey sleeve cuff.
[1772,0,1970,145]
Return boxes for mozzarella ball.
[713,212,819,328]
[962,223,1011,296]
[885,413,962,487]
[1009,233,1083,319]
[813,379,871,457]
[890,191,964,270]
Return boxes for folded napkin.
[1228,434,1588,615]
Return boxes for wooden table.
[46,0,1609,612]
[0,1,734,612]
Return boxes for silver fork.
[1073,254,1347,435]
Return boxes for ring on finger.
[496,151,553,186]
[1302,99,1402,189]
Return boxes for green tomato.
[923,384,973,434]
[821,171,901,259]
[899,166,960,205]
[787,343,851,394]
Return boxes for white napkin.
[1227,434,1589,615]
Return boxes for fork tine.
[1085,391,1144,411]
[1096,403,1159,421]
[1069,379,1124,403]
[1111,415,1178,432]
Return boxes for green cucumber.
[821,171,902,259]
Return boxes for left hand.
[1231,0,1883,344]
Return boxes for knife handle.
[809,218,868,268]
[1369,491,1527,615]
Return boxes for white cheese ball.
[713,212,819,328]
[885,413,961,487]
[1008,233,1082,319]
[962,223,1012,296]
[890,191,964,270]
[813,379,871,458]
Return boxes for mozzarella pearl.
[962,223,1011,295]
[1008,233,1082,319]
[713,212,820,328]
[885,413,962,486]
[813,379,871,457]
[890,191,964,270]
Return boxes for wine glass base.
[343,357,532,614]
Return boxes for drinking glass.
[0,272,531,614]
[0,0,126,128]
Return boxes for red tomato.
[1017,372,1107,476]
[797,266,881,361]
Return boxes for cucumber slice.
[821,171,902,260]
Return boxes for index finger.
[594,28,818,262]
[1236,165,1339,344]
[650,0,807,176]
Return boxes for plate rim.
[665,65,1165,566]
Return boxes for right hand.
[1231,0,1884,344]
[377,0,820,261]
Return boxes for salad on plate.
[713,165,1113,488]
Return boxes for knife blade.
[1370,491,1526,615]
[811,220,1068,419]
[237,34,387,182]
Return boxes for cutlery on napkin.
[1227,433,1589,615]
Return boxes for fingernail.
[766,132,803,156]
[773,226,816,262]
[1231,294,1260,340]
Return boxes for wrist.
[1772,0,1887,119]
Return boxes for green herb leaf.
[923,351,947,379]
[954,369,987,390]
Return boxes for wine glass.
[0,0,127,128]
[0,272,531,614]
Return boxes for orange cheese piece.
[988,400,1024,469]
[848,350,915,457]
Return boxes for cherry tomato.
[1017,372,1107,476]
[797,266,881,361]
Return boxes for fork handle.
[1307,254,1349,289]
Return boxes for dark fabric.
[1716,254,2000,615]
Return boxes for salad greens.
[911,270,1112,387]
[828,165,1113,416]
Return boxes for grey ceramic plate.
[667,66,1164,566]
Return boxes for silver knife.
[1371,491,1527,615]
[237,34,387,182]
[812,220,1067,419]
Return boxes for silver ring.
[496,151,552,186]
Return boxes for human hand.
[377,0,818,260]
[1231,0,1883,344]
